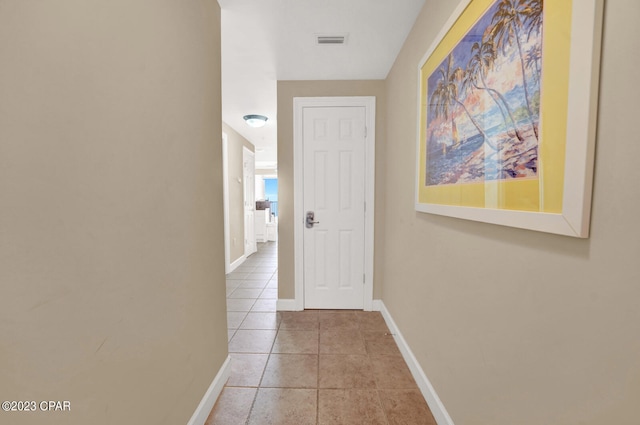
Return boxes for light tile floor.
[206,241,436,425]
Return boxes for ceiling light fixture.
[243,114,268,128]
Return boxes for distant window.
[264,178,278,217]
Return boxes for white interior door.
[303,106,366,309]
[243,147,256,256]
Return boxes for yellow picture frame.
[415,0,604,237]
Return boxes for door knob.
[306,211,319,228]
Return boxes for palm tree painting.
[426,0,543,186]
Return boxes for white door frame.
[222,132,231,273]
[293,96,376,311]
[243,146,257,256]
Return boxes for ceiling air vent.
[316,35,347,45]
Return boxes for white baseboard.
[229,255,246,273]
[187,355,231,425]
[371,299,384,311]
[276,298,301,311]
[374,300,455,425]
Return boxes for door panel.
[243,147,256,256]
[303,106,366,309]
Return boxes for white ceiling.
[219,0,426,169]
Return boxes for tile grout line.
[361,312,392,425]
[245,243,278,425]
[222,242,278,425]
[242,323,276,425]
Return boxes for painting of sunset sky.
[426,0,543,186]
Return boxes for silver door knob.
[306,211,319,228]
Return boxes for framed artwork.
[415,0,604,237]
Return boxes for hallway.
[206,242,436,424]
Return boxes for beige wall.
[223,123,255,263]
[382,1,640,424]
[0,1,228,424]
[276,81,386,300]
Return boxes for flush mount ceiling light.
[243,114,268,128]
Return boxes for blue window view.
[264,178,278,217]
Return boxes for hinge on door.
[364,126,368,138]
[363,274,365,284]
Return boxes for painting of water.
[426,0,543,186]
